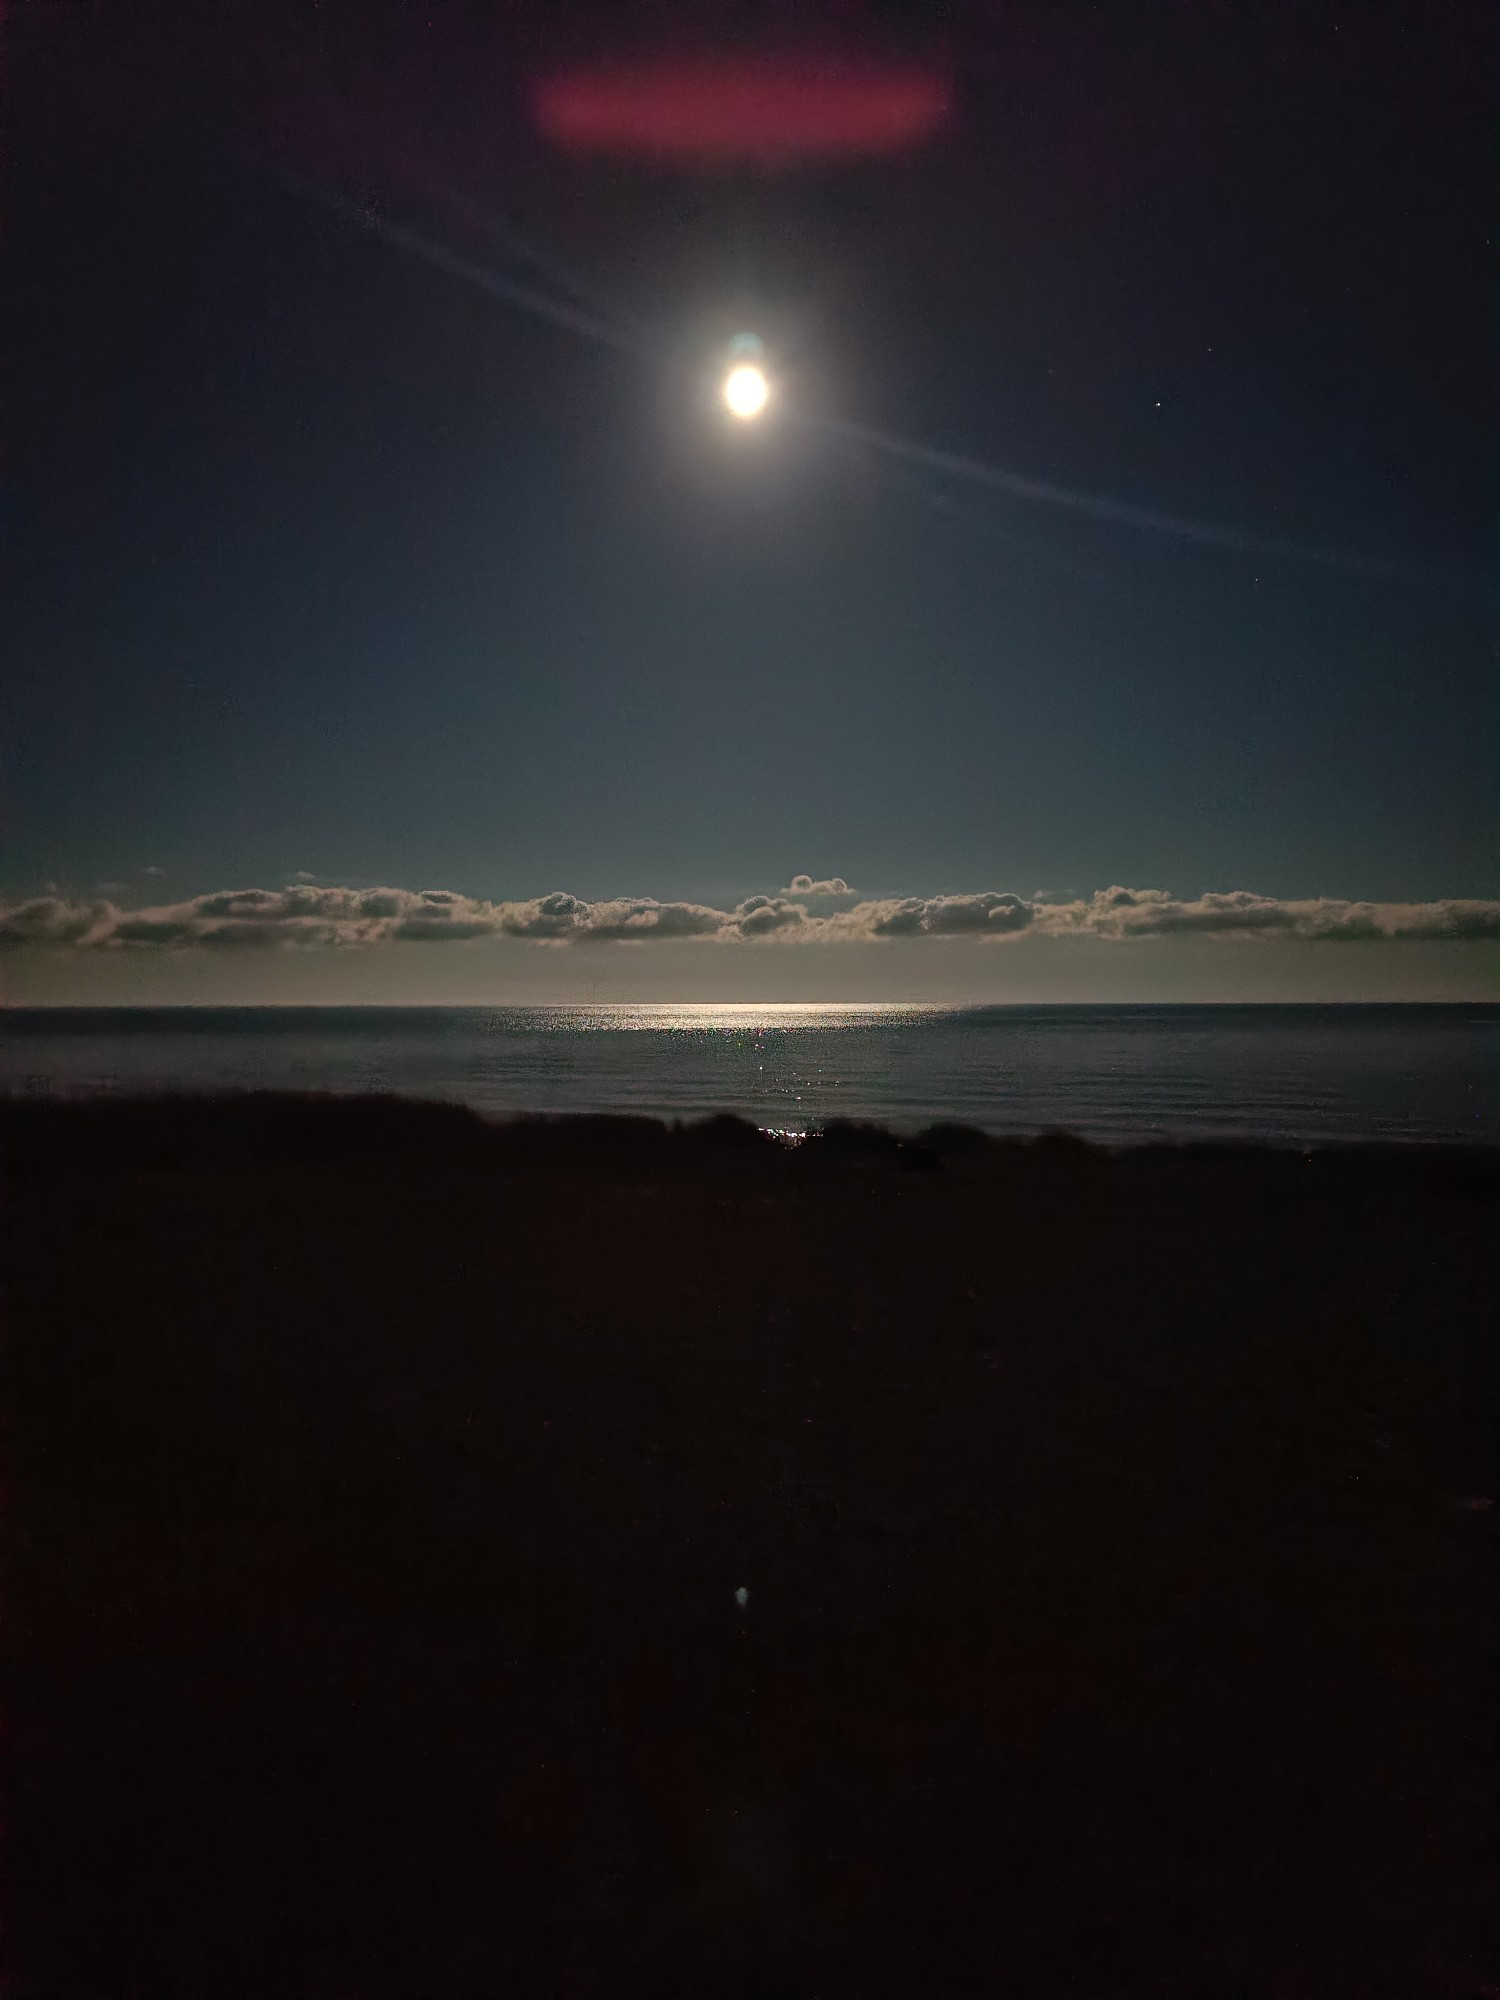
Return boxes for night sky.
[5,1,1496,1002]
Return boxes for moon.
[723,363,769,420]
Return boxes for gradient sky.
[5,1,1495,1003]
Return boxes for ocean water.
[3,1003,1496,1146]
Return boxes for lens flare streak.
[279,171,1463,592]
[278,171,644,356]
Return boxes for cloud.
[2,883,1496,953]
[736,896,811,937]
[868,892,1032,938]
[1030,888,1500,943]
[0,896,115,950]
[142,866,166,878]
[785,875,855,899]
[570,897,728,943]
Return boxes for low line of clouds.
[3,881,1497,953]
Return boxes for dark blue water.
[4,1003,1496,1145]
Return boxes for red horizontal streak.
[533,58,949,161]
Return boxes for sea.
[3,1003,1497,1147]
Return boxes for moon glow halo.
[723,363,770,420]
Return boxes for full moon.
[723,363,769,420]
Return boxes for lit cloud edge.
[3,883,1497,951]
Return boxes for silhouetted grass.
[3,1093,1496,1998]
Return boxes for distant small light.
[735,1586,750,1608]
[724,364,769,420]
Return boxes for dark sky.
[5,0,1496,1000]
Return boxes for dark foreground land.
[3,1094,1496,2000]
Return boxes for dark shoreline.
[5,1084,1499,1175]
[4,1093,1497,1996]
